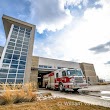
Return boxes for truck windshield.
[67,70,83,76]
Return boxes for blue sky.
[0,0,110,80]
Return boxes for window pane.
[12,55,20,60]
[23,45,28,49]
[18,65,25,69]
[10,38,16,42]
[19,32,24,37]
[9,69,17,73]
[8,74,16,78]
[11,35,17,39]
[16,43,22,47]
[19,30,24,34]
[21,52,27,56]
[11,60,18,65]
[7,46,14,50]
[19,61,26,65]
[8,42,15,46]
[7,79,15,84]
[0,69,8,73]
[0,73,7,78]
[26,29,31,33]
[20,56,27,61]
[18,36,23,41]
[17,74,24,78]
[3,59,11,63]
[0,79,6,83]
[20,27,25,31]
[6,49,13,53]
[23,41,29,45]
[22,48,28,52]
[25,32,30,35]
[25,34,30,38]
[2,64,9,68]
[4,53,12,59]
[11,64,18,69]
[15,47,21,51]
[18,70,24,74]
[24,37,29,42]
[14,51,20,55]
[14,25,19,29]
[12,31,18,35]
[17,40,22,44]
[16,79,23,84]
[13,28,18,32]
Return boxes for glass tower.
[0,15,35,85]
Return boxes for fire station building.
[0,15,98,87]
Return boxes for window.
[0,69,8,73]
[18,36,23,41]
[23,41,29,45]
[7,46,14,50]
[8,74,16,78]
[17,74,24,78]
[4,53,12,59]
[10,38,16,42]
[39,65,43,68]
[11,60,18,64]
[2,64,9,68]
[44,66,47,68]
[9,69,17,73]
[11,35,17,39]
[16,79,23,84]
[16,43,22,47]
[19,30,24,34]
[0,79,6,83]
[14,51,20,55]
[20,56,27,61]
[19,32,24,37]
[21,52,27,56]
[20,27,25,31]
[22,48,28,52]
[3,59,11,64]
[17,40,22,44]
[62,71,66,76]
[48,66,52,68]
[25,32,30,36]
[13,28,18,32]
[18,70,24,74]
[11,64,18,69]
[12,55,20,60]
[14,25,19,29]
[0,73,7,78]
[25,34,30,38]
[24,37,29,42]
[8,42,15,46]
[56,73,59,78]
[19,61,26,65]
[6,49,13,53]
[18,65,25,69]
[26,29,31,33]
[12,31,18,35]
[15,47,21,51]
[23,45,28,49]
[7,79,15,84]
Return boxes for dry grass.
[0,82,37,105]
[0,98,109,110]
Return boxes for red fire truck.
[43,68,87,91]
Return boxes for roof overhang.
[2,14,36,38]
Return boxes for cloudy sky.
[0,0,110,80]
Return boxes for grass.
[0,82,37,105]
[0,98,109,110]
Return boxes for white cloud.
[33,0,110,80]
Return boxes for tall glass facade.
[0,25,31,84]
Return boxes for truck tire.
[59,83,64,92]
[73,88,79,92]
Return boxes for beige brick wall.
[31,56,39,68]
[80,63,98,85]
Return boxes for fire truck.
[43,68,87,91]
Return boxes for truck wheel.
[73,88,79,92]
[59,83,64,92]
